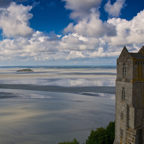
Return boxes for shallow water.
[0,67,116,144]
[0,68,116,87]
[0,89,115,144]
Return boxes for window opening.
[122,87,125,101]
[120,112,123,119]
[123,64,126,77]
[120,128,123,138]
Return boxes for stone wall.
[133,82,144,108]
[114,47,144,144]
[117,49,133,82]
[115,81,133,143]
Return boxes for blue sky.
[0,0,144,66]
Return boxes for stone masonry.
[114,46,144,144]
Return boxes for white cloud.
[0,1,144,64]
[64,11,116,37]
[105,9,144,46]
[0,28,142,62]
[62,0,102,19]
[104,0,126,17]
[0,31,102,61]
[0,2,33,38]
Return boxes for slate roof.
[129,53,144,59]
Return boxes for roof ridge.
[138,46,144,54]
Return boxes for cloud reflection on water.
[0,77,115,87]
[0,68,116,87]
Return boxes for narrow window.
[123,64,126,77]
[141,61,143,65]
[135,61,137,65]
[120,128,123,138]
[122,87,125,101]
[120,112,123,119]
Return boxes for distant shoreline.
[0,66,116,69]
[0,84,115,94]
[16,68,33,72]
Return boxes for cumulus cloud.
[0,0,144,63]
[104,0,126,17]
[0,2,33,38]
[105,10,144,46]
[0,31,103,61]
[62,0,102,19]
[0,28,142,62]
[64,11,116,37]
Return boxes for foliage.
[85,121,115,144]
[58,138,79,144]
[106,121,115,143]
[58,121,115,144]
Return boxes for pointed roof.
[138,46,144,54]
[118,46,131,59]
[118,46,144,60]
[122,46,129,53]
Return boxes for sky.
[0,0,144,66]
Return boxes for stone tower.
[114,46,144,144]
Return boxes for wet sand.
[0,84,115,94]
[0,89,115,144]
[0,67,116,143]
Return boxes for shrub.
[58,138,79,144]
[106,121,115,143]
[85,121,115,144]
[59,121,115,144]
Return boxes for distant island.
[16,68,34,72]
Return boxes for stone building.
[114,46,144,144]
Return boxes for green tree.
[85,127,108,144]
[58,138,79,144]
[106,121,115,143]
[59,121,115,144]
[85,121,115,144]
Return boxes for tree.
[59,138,79,144]
[85,121,115,144]
[59,121,115,144]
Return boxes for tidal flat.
[0,67,116,144]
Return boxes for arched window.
[122,87,125,101]
[123,64,126,77]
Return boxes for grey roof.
[138,46,144,53]
[129,53,144,59]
